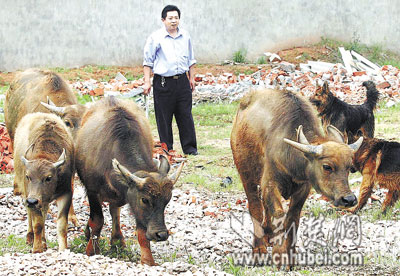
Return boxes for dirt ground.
[0,46,334,85]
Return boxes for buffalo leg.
[56,192,72,251]
[26,208,34,245]
[382,190,399,213]
[240,168,269,253]
[68,178,79,227]
[272,184,310,269]
[109,204,125,247]
[31,206,48,253]
[137,227,156,266]
[85,193,104,256]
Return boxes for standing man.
[143,5,198,155]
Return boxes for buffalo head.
[112,155,184,241]
[21,149,66,209]
[284,125,362,208]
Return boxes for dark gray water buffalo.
[14,112,75,253]
[231,89,362,268]
[75,96,184,266]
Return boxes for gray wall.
[1,0,399,71]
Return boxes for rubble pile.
[68,49,400,107]
[0,123,13,173]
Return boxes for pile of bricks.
[0,123,13,173]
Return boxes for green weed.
[233,48,247,63]
[256,56,266,64]
[0,235,32,255]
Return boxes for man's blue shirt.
[143,27,196,77]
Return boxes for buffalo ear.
[158,155,170,175]
[296,125,309,145]
[326,125,347,143]
[112,158,146,189]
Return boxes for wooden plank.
[351,50,380,71]
[339,47,354,75]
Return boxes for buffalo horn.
[348,136,363,152]
[284,138,323,155]
[326,125,346,143]
[53,149,66,168]
[296,125,309,145]
[40,102,66,116]
[112,158,146,188]
[169,161,185,184]
[46,96,56,106]
[153,158,160,169]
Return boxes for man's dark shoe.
[186,151,199,156]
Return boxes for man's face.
[162,11,180,32]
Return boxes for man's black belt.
[156,73,186,80]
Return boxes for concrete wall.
[1,0,399,71]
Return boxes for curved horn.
[53,149,66,169]
[40,102,66,116]
[112,158,146,188]
[20,156,32,167]
[296,125,309,145]
[284,138,323,156]
[348,136,363,152]
[326,125,346,143]
[169,161,185,184]
[46,96,56,106]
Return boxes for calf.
[14,113,74,253]
[231,89,362,268]
[75,97,184,265]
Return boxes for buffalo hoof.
[252,245,267,254]
[86,239,100,256]
[26,232,34,245]
[140,256,156,266]
[32,243,46,253]
[68,215,80,227]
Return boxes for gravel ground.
[1,177,400,276]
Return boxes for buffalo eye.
[45,176,52,182]
[323,164,333,172]
[64,120,72,128]
[142,198,150,205]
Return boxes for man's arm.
[143,65,152,95]
[188,64,195,92]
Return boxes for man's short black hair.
[161,5,180,19]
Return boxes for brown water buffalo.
[4,68,81,142]
[75,97,184,266]
[231,89,363,268]
[14,112,75,253]
[5,68,84,225]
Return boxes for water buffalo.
[231,89,362,268]
[14,112,75,253]
[75,97,184,266]
[5,68,84,225]
[4,68,81,143]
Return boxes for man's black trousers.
[153,74,197,154]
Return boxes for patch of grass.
[233,48,247,64]
[0,235,31,255]
[319,36,400,68]
[256,56,266,64]
[76,94,98,105]
[69,235,140,262]
[82,65,94,73]
[52,67,71,74]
